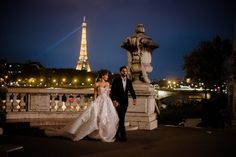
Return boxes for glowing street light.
[62,78,66,82]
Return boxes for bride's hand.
[113,101,119,107]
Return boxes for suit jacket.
[110,76,136,106]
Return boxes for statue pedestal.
[126,83,158,130]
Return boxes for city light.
[62,78,66,82]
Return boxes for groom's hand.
[113,101,119,107]
[133,99,137,105]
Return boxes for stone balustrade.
[0,87,160,130]
[0,87,94,126]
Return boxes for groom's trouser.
[116,104,128,139]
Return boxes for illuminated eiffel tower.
[75,17,91,72]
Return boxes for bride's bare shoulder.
[95,82,100,88]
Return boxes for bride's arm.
[93,83,98,101]
[106,82,110,96]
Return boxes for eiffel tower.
[75,17,91,72]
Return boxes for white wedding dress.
[45,87,119,142]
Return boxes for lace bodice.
[97,86,109,96]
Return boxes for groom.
[111,66,136,142]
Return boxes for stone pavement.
[0,125,236,157]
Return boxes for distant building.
[0,60,42,77]
[6,61,43,76]
[0,59,98,88]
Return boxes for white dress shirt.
[122,77,127,90]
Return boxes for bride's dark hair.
[95,69,110,82]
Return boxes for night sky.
[1,0,236,80]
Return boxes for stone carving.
[121,24,159,83]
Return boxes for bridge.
[156,88,210,103]
[0,87,210,127]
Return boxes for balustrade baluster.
[80,95,86,111]
[75,95,81,111]
[12,93,19,112]
[71,94,77,112]
[50,94,57,111]
[60,94,66,111]
[20,94,26,111]
[1,99,6,112]
[65,94,71,112]
[5,93,12,112]
[57,94,63,111]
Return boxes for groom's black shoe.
[115,136,127,142]
[116,138,127,142]
[120,137,127,142]
[115,131,127,142]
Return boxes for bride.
[45,70,119,142]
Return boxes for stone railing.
[0,87,94,126]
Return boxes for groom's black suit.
[111,76,136,141]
